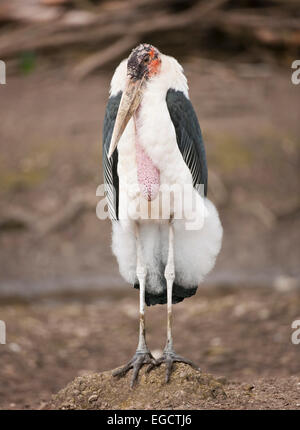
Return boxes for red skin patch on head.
[148,59,161,76]
[148,49,161,77]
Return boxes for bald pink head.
[127,43,161,82]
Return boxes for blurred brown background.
[0,0,299,410]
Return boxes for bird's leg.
[161,219,175,354]
[112,222,156,387]
[147,221,200,382]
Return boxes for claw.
[173,354,200,371]
[113,351,156,387]
[146,350,200,383]
[165,358,173,383]
[130,355,144,387]
[112,359,134,378]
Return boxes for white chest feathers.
[111,53,194,222]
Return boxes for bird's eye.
[144,56,150,64]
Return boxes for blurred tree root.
[0,0,299,78]
[0,193,96,236]
[0,186,299,236]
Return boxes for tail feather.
[134,282,198,306]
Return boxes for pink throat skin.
[136,142,160,201]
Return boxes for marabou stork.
[102,44,223,386]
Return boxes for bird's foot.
[112,350,157,388]
[146,349,201,383]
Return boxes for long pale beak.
[108,76,145,159]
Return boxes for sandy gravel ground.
[0,286,299,409]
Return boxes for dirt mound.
[49,363,227,410]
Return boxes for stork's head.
[127,43,161,81]
[107,44,161,158]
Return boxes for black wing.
[102,91,122,220]
[166,89,208,196]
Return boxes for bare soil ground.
[50,364,228,410]
[49,363,300,410]
[0,286,299,409]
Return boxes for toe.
[130,355,148,388]
[165,358,174,383]
[113,361,133,377]
[146,356,163,374]
[174,355,201,371]
[145,363,155,374]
